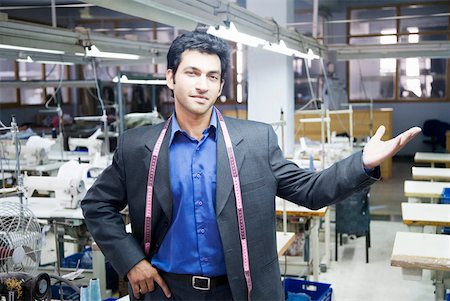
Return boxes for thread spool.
[80,285,89,301]
[89,278,101,301]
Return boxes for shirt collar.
[169,106,218,145]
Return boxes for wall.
[328,11,450,155]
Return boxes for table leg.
[311,217,319,281]
[320,210,330,270]
[435,270,444,301]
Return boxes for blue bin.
[441,188,450,204]
[441,188,450,233]
[51,284,78,300]
[61,247,92,269]
[284,278,332,301]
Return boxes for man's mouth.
[191,95,209,102]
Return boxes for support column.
[246,0,295,157]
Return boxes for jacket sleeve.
[268,126,379,209]
[81,134,146,278]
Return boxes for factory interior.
[1,0,450,300]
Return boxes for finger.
[399,127,422,146]
[139,280,150,295]
[146,277,155,292]
[154,274,172,298]
[131,283,141,299]
[372,125,386,140]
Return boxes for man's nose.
[195,75,208,91]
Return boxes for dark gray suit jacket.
[81,116,378,300]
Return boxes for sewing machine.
[1,136,55,166]
[23,160,100,209]
[68,128,103,156]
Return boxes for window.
[0,60,17,104]
[348,2,450,102]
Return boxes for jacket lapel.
[216,118,245,217]
[144,122,173,221]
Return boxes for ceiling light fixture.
[207,22,268,48]
[16,55,34,63]
[112,75,166,85]
[83,45,140,60]
[35,60,75,65]
[263,40,320,60]
[0,44,65,54]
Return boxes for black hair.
[167,31,230,80]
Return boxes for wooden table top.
[404,180,450,198]
[402,202,450,227]
[391,232,450,271]
[275,197,328,217]
[412,167,450,181]
[414,152,450,164]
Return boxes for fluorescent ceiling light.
[16,55,75,65]
[264,40,320,60]
[35,60,75,65]
[296,49,320,60]
[263,40,293,56]
[84,45,140,60]
[16,55,33,63]
[112,75,166,85]
[207,22,268,48]
[0,43,65,54]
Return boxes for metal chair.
[335,187,371,263]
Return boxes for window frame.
[347,1,450,103]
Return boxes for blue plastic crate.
[284,278,332,301]
[61,247,92,269]
[51,284,78,300]
[441,188,450,204]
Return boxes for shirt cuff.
[363,165,381,179]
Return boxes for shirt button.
[198,201,203,206]
[200,228,205,234]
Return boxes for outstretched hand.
[362,125,422,170]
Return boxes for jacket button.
[155,243,160,248]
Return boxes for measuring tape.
[143,110,253,300]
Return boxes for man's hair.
[167,31,230,80]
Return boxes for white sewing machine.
[68,128,103,156]
[23,160,99,209]
[1,136,55,166]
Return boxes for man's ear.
[218,79,224,96]
[166,69,174,90]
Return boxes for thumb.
[372,125,386,141]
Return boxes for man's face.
[166,50,224,119]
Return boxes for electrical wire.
[90,59,105,114]
[357,61,374,136]
[45,63,58,78]
[319,58,348,133]
[44,64,64,110]
[303,59,317,108]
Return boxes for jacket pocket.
[241,177,265,193]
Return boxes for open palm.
[363,125,422,170]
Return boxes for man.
[81,31,421,301]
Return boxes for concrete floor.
[320,221,435,301]
[318,156,438,301]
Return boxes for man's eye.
[209,75,219,81]
[186,71,195,76]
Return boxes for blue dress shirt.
[151,108,226,276]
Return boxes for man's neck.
[175,108,213,140]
